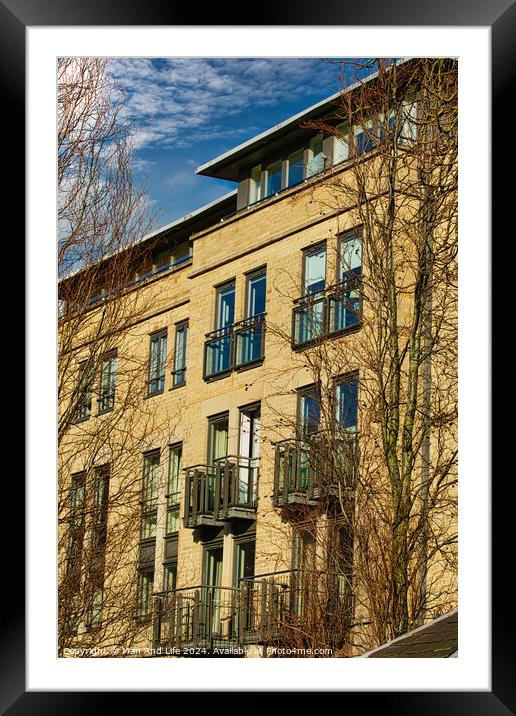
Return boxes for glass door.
[298,390,320,490]
[207,414,229,510]
[204,546,223,637]
[238,405,260,505]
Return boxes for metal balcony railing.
[152,585,241,652]
[292,279,361,347]
[273,432,357,507]
[183,456,259,528]
[203,314,266,379]
[239,569,353,647]
[152,569,354,653]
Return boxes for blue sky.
[109,58,374,228]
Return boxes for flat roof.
[139,188,237,243]
[59,189,237,283]
[196,59,412,182]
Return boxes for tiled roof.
[360,609,458,658]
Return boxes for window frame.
[233,532,257,587]
[297,384,322,437]
[334,371,359,433]
[207,412,230,466]
[135,566,155,620]
[171,320,188,389]
[165,443,182,535]
[244,267,267,320]
[75,359,93,422]
[147,328,168,397]
[98,350,117,414]
[86,464,110,630]
[140,449,160,541]
[301,241,327,299]
[214,280,236,333]
[265,159,283,198]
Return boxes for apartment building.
[58,59,458,658]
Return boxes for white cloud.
[108,58,341,152]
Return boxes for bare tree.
[263,58,458,653]
[57,58,182,655]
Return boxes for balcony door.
[204,545,223,637]
[298,389,320,490]
[207,414,229,509]
[292,528,316,617]
[206,282,235,377]
[294,245,326,344]
[238,405,260,505]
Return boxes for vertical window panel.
[287,149,305,187]
[306,135,324,177]
[99,353,117,412]
[172,322,188,387]
[148,330,167,395]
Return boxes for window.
[75,360,93,421]
[329,232,362,333]
[204,544,223,587]
[205,283,235,378]
[87,464,110,629]
[303,244,326,296]
[287,149,305,187]
[136,568,154,618]
[292,525,317,616]
[141,451,160,540]
[148,330,167,395]
[247,270,266,319]
[400,100,418,144]
[333,122,350,165]
[354,118,375,156]
[293,245,326,344]
[235,270,266,368]
[172,321,188,387]
[98,352,117,413]
[299,387,321,436]
[234,535,256,586]
[208,413,229,465]
[163,562,177,592]
[265,160,282,197]
[238,404,261,505]
[293,527,316,572]
[248,164,262,205]
[336,375,358,432]
[67,472,86,594]
[216,282,235,332]
[166,444,182,534]
[306,135,324,177]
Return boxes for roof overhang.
[195,59,413,182]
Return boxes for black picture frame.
[8,0,505,710]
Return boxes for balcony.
[273,432,356,507]
[152,585,240,653]
[239,569,353,648]
[203,314,265,380]
[152,571,353,653]
[292,279,361,348]
[183,457,258,529]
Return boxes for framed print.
[7,0,507,709]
